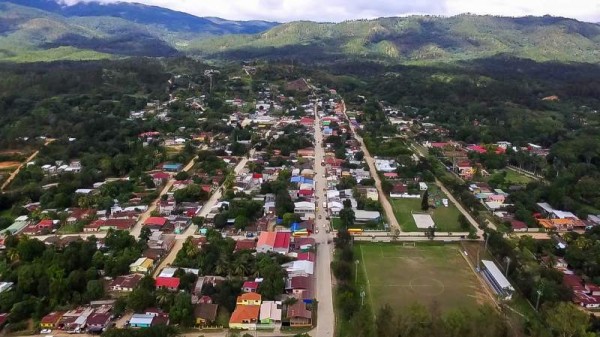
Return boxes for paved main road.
[312,104,336,337]
[341,101,402,233]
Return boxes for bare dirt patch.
[0,161,20,169]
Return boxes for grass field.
[504,170,534,184]
[356,243,489,314]
[391,185,464,232]
[331,217,342,230]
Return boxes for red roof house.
[38,219,55,229]
[467,145,487,154]
[86,312,111,332]
[298,189,313,197]
[257,231,291,254]
[235,239,257,252]
[297,252,315,262]
[242,281,259,293]
[144,217,168,230]
[155,277,180,291]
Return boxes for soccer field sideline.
[355,242,491,315]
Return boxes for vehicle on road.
[40,329,52,334]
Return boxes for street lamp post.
[535,288,543,311]
[355,260,360,283]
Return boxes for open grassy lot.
[504,169,534,184]
[391,185,464,232]
[356,243,489,314]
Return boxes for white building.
[294,201,316,220]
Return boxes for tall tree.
[421,189,429,211]
[339,208,355,229]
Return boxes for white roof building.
[260,301,282,322]
[282,260,314,276]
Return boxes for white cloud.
[59,0,600,22]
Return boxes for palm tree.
[231,259,248,277]
[156,289,170,307]
[215,256,230,277]
[6,249,19,263]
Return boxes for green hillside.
[187,15,600,64]
[2,1,600,65]
[0,1,272,62]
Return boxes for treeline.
[0,230,143,324]
[173,231,289,301]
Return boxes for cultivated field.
[356,243,489,314]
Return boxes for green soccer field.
[355,243,490,314]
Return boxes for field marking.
[360,245,376,318]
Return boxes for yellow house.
[129,257,154,274]
[40,312,63,328]
[236,292,262,306]
[366,188,379,201]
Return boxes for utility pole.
[360,287,365,307]
[476,248,481,271]
[505,257,511,277]
[535,288,543,311]
[484,232,490,251]
[355,260,360,284]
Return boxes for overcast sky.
[59,0,600,23]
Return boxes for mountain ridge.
[186,15,600,64]
[1,1,600,64]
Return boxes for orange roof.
[257,232,276,247]
[237,292,262,303]
[537,218,586,230]
[229,305,260,323]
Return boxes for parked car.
[40,329,52,334]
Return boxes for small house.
[259,301,282,324]
[155,277,180,291]
[40,312,64,329]
[129,257,154,274]
[242,281,259,293]
[194,303,218,326]
[237,292,262,306]
[109,274,143,292]
[229,305,260,330]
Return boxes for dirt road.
[1,139,55,191]
[342,102,401,233]
[150,151,253,277]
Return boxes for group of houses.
[40,302,117,334]
[229,231,316,330]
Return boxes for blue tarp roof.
[291,176,313,184]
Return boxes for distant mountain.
[187,15,600,64]
[5,0,279,34]
[0,0,279,61]
[2,1,600,65]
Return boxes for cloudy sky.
[59,0,600,22]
